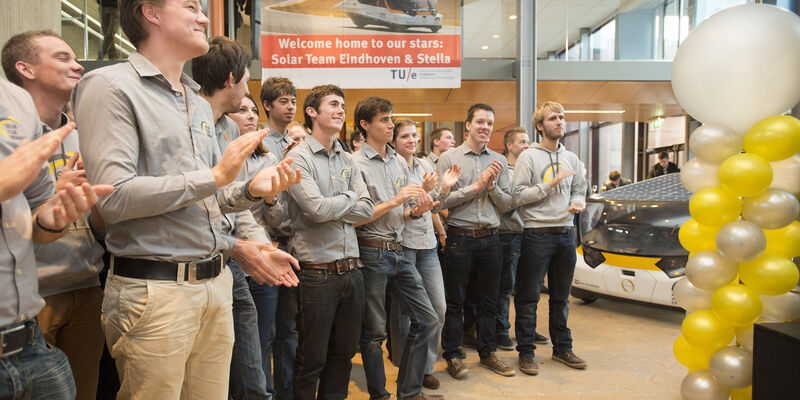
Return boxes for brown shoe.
[402,393,444,400]
[519,354,539,375]
[552,351,587,369]
[423,374,440,389]
[479,353,515,376]
[446,358,469,379]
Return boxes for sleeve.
[569,156,588,207]
[216,180,259,214]
[285,151,360,223]
[234,209,270,244]
[513,152,554,206]
[488,156,513,213]
[74,75,218,224]
[341,155,375,224]
[433,153,477,212]
[23,120,55,211]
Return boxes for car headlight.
[655,256,687,278]
[582,246,605,268]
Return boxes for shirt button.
[16,268,22,275]
[20,313,26,321]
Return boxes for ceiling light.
[393,113,433,117]
[509,15,517,20]
[492,34,499,39]
[481,45,489,50]
[563,110,626,114]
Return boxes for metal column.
[516,0,536,135]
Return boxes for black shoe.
[552,351,587,369]
[534,332,550,345]
[496,336,514,351]
[423,374,440,390]
[463,328,478,348]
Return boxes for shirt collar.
[127,52,200,92]
[41,112,69,133]
[306,134,341,156]
[268,126,290,143]
[362,142,394,161]
[458,142,488,155]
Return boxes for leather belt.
[111,254,224,284]
[0,319,36,358]
[528,226,570,234]
[358,239,402,252]
[301,258,362,275]
[448,226,499,238]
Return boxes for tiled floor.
[346,293,687,399]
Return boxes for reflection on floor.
[347,293,686,400]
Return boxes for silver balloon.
[681,159,721,193]
[760,291,800,321]
[689,125,743,163]
[686,250,739,291]
[716,220,766,263]
[769,153,800,193]
[673,276,714,312]
[709,346,753,389]
[742,188,800,229]
[734,325,753,352]
[680,370,729,400]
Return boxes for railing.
[60,0,135,59]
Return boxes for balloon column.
[671,4,800,400]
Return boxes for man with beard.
[512,101,587,375]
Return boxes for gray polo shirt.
[215,115,269,246]
[435,142,512,230]
[498,165,524,234]
[427,152,439,166]
[285,135,373,264]
[400,157,437,250]
[259,127,292,240]
[34,113,104,297]
[353,142,408,243]
[0,79,52,326]
[73,52,256,262]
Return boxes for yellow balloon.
[681,309,735,351]
[730,386,752,400]
[679,219,720,252]
[719,153,773,197]
[689,187,743,226]
[739,253,800,295]
[673,336,714,370]
[744,115,800,161]
[711,284,763,326]
[764,220,800,258]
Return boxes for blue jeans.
[248,277,279,398]
[515,228,577,356]
[249,242,298,400]
[229,261,270,399]
[0,321,76,400]
[360,247,437,400]
[441,233,502,360]
[389,247,446,375]
[497,233,522,339]
[294,268,364,400]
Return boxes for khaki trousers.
[101,266,234,400]
[37,286,105,400]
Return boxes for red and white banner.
[260,0,461,89]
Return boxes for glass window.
[647,116,686,149]
[597,123,622,189]
[590,20,615,61]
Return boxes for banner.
[261,0,461,89]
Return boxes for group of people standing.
[0,1,590,400]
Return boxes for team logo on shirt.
[395,177,405,190]
[341,168,351,181]
[541,161,570,185]
[200,121,212,137]
[0,116,20,139]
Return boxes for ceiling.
[278,80,683,131]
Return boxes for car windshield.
[580,201,690,257]
[386,0,438,12]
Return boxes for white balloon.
[680,370,729,400]
[716,220,767,263]
[742,188,800,229]
[769,153,800,193]
[681,159,721,193]
[760,291,800,321]
[685,250,738,291]
[709,346,753,389]
[734,325,753,352]
[689,125,743,163]
[673,276,713,312]
[671,4,800,133]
